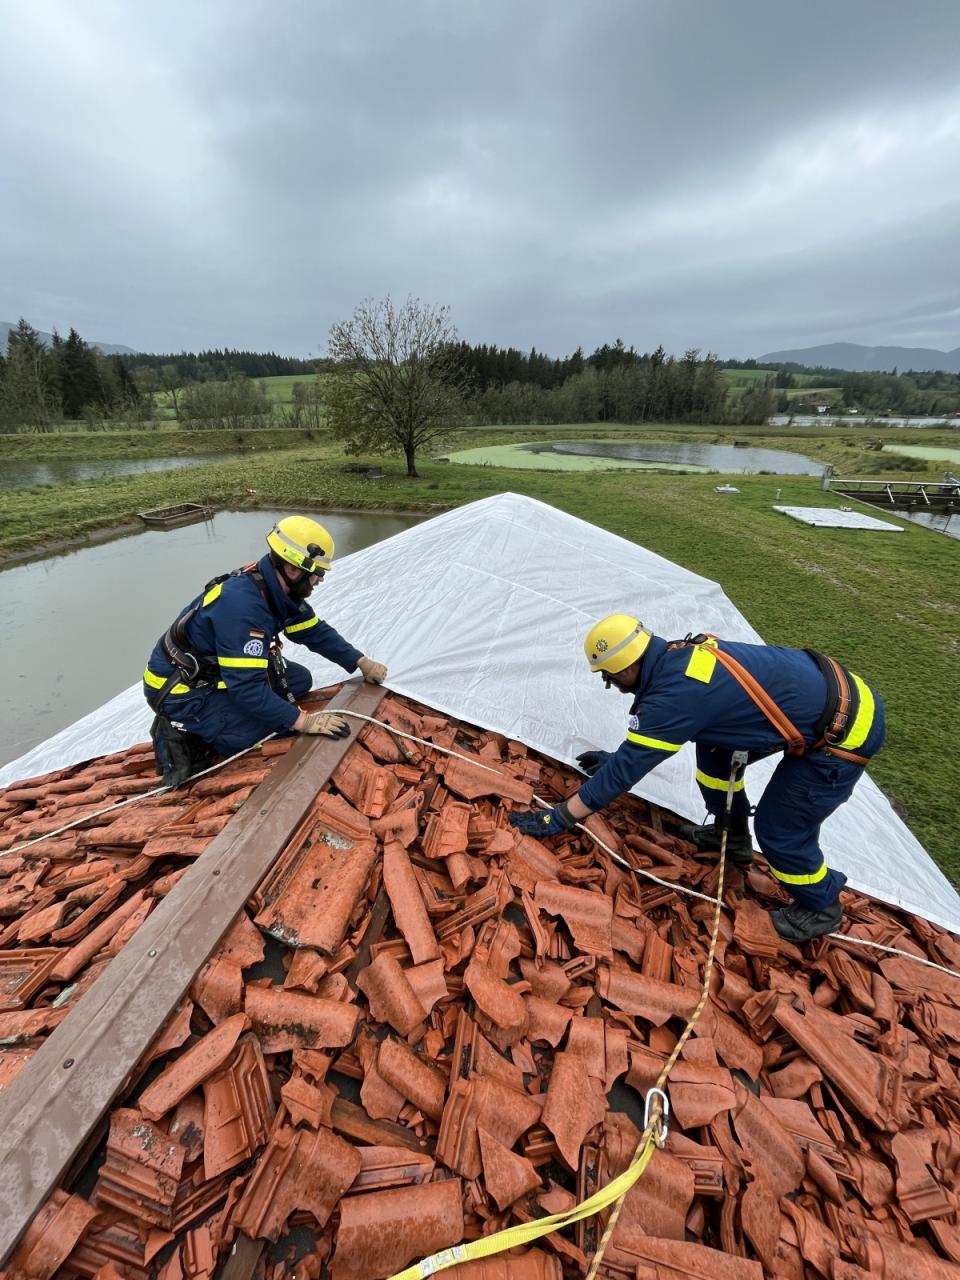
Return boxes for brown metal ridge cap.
[0,679,388,1265]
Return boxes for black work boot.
[770,899,843,943]
[679,815,754,870]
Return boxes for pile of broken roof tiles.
[3,691,960,1280]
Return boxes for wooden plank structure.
[0,680,387,1263]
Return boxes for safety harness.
[147,563,296,788]
[148,563,294,714]
[672,634,872,766]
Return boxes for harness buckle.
[644,1087,670,1147]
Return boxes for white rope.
[1,734,277,857]
[5,704,959,981]
[340,711,960,970]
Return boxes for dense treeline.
[4,313,958,434]
[0,319,144,431]
[125,348,320,380]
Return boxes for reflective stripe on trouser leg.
[695,745,752,818]
[751,751,862,911]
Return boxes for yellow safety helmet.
[584,614,652,673]
[266,516,335,574]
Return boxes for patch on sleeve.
[628,714,640,732]
[249,629,265,638]
[243,639,265,657]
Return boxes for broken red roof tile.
[542,1050,605,1170]
[772,992,904,1131]
[436,1075,542,1181]
[377,1036,447,1122]
[566,1014,628,1091]
[244,985,359,1053]
[440,752,533,805]
[891,1128,955,1222]
[332,746,401,818]
[347,1145,436,1194]
[201,1033,274,1178]
[463,954,528,1045]
[357,1033,405,1123]
[666,1060,738,1130]
[404,957,449,1015]
[230,1123,361,1242]
[382,841,440,964]
[254,827,377,954]
[356,951,427,1036]
[732,1081,805,1201]
[138,1014,249,1120]
[535,881,613,958]
[523,995,571,1047]
[92,1108,186,1227]
[168,1092,205,1164]
[331,1178,464,1280]
[190,953,244,1025]
[0,947,63,1011]
[281,1071,336,1129]
[7,1189,100,1280]
[477,1124,540,1210]
[597,964,698,1024]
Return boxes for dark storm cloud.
[3,0,959,357]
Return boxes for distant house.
[813,398,832,414]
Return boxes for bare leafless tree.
[325,296,472,477]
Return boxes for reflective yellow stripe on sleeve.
[839,674,875,751]
[696,769,745,792]
[769,861,829,886]
[217,656,270,669]
[202,582,223,606]
[625,732,682,752]
[285,616,319,635]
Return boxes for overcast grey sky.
[3,0,959,359]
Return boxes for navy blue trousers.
[694,704,885,910]
[169,660,313,757]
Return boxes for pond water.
[888,509,960,541]
[534,440,824,475]
[0,453,245,490]
[0,509,421,768]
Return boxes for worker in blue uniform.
[144,515,387,786]
[509,615,885,944]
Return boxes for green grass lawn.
[1,426,956,881]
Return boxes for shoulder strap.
[710,645,807,755]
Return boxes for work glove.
[300,711,350,738]
[576,749,610,777]
[509,800,577,838]
[357,655,388,685]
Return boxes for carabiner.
[644,1086,670,1147]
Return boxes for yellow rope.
[388,758,739,1280]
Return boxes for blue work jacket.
[578,635,878,811]
[144,554,362,732]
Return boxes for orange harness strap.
[708,646,807,755]
[686,638,871,767]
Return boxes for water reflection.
[0,509,422,767]
[0,453,244,491]
[531,440,824,475]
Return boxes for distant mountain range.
[756,341,960,374]
[0,320,137,357]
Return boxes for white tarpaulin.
[3,492,958,933]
